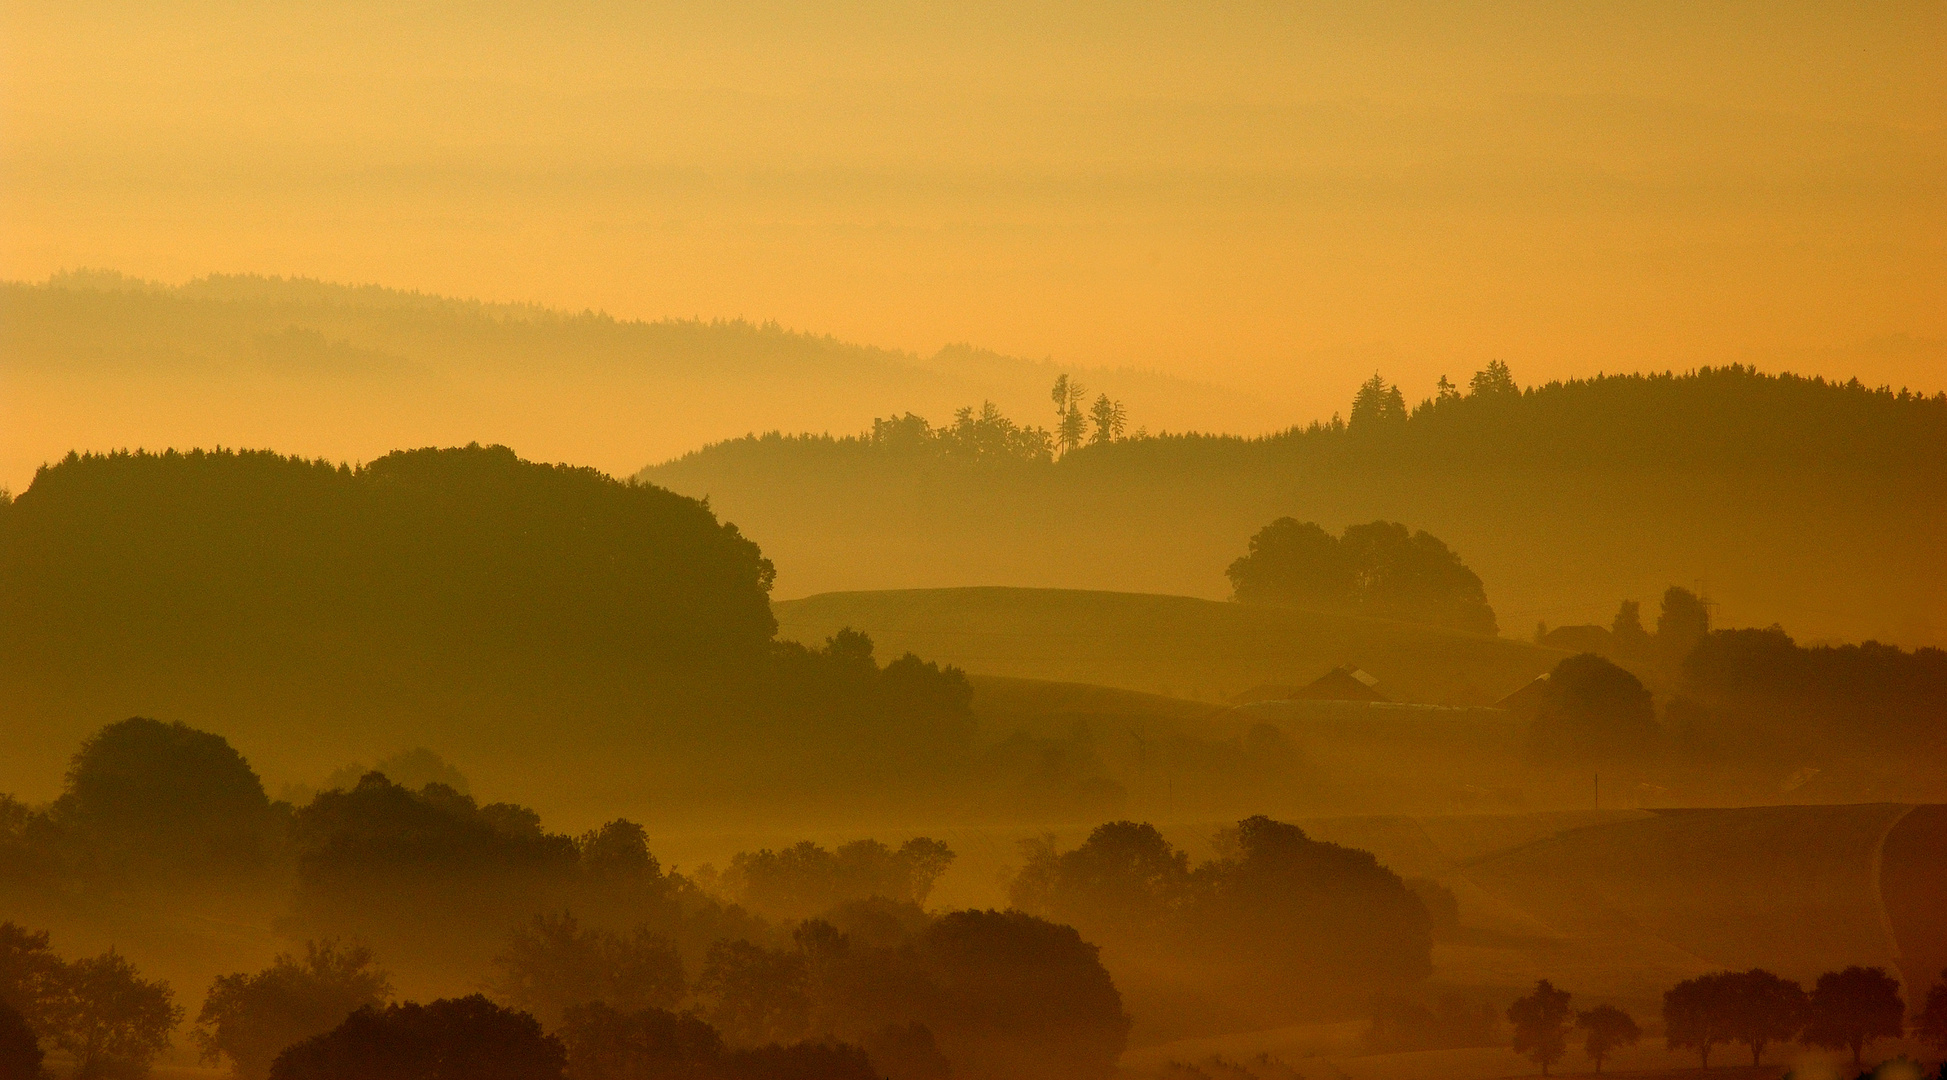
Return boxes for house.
[1292,665,1388,702]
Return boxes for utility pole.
[1595,772,1600,811]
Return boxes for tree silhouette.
[1665,972,1734,1068]
[1507,980,1573,1076]
[556,1001,725,1080]
[490,914,684,1029]
[1525,653,1660,762]
[1802,966,1905,1069]
[1721,969,1807,1067]
[1088,395,1127,445]
[1350,373,1407,429]
[1227,518,1495,633]
[48,949,183,1079]
[1609,600,1653,658]
[1051,376,1088,455]
[1656,586,1711,668]
[0,923,64,1034]
[1008,820,1188,936]
[914,909,1129,1080]
[1919,971,1947,1053]
[197,940,393,1080]
[1468,360,1519,397]
[1576,1004,1641,1074]
[269,995,565,1080]
[53,716,283,877]
[722,838,955,921]
[0,998,43,1080]
[697,940,810,1047]
[858,1021,951,1080]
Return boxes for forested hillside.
[646,366,1947,647]
[0,445,977,821]
[0,272,1271,494]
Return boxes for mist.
[4,4,1946,1080]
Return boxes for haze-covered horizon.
[6,267,1945,503]
[6,1,1944,433]
[6,6,1947,1080]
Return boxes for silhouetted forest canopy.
[2,719,1142,1080]
[647,363,1946,648]
[0,444,975,818]
[662,364,1944,473]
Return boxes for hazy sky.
[5,0,1944,410]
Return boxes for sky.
[4,0,1945,416]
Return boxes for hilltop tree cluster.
[0,445,978,818]
[1226,519,1497,634]
[858,375,1133,464]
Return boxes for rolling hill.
[774,586,1560,706]
[652,367,1947,647]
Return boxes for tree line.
[664,361,1946,476]
[1503,969,1947,1077]
[1508,584,1946,769]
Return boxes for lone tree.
[1801,966,1905,1069]
[1918,970,1947,1053]
[1723,969,1807,1068]
[50,949,184,1079]
[1507,980,1574,1076]
[1576,1004,1641,1074]
[269,995,565,1080]
[196,940,393,1080]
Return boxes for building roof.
[1292,665,1388,702]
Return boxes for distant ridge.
[650,368,1946,646]
[2,271,1285,496]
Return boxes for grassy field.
[1453,805,1915,1011]
[774,587,1562,706]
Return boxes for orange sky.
[4,0,1944,412]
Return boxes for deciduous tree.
[1801,966,1905,1069]
[0,998,44,1080]
[1576,1004,1641,1074]
[490,914,684,1028]
[1722,969,1807,1067]
[1917,970,1947,1053]
[268,995,565,1080]
[196,941,392,1080]
[1665,972,1732,1068]
[49,949,183,1079]
[1507,980,1573,1076]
